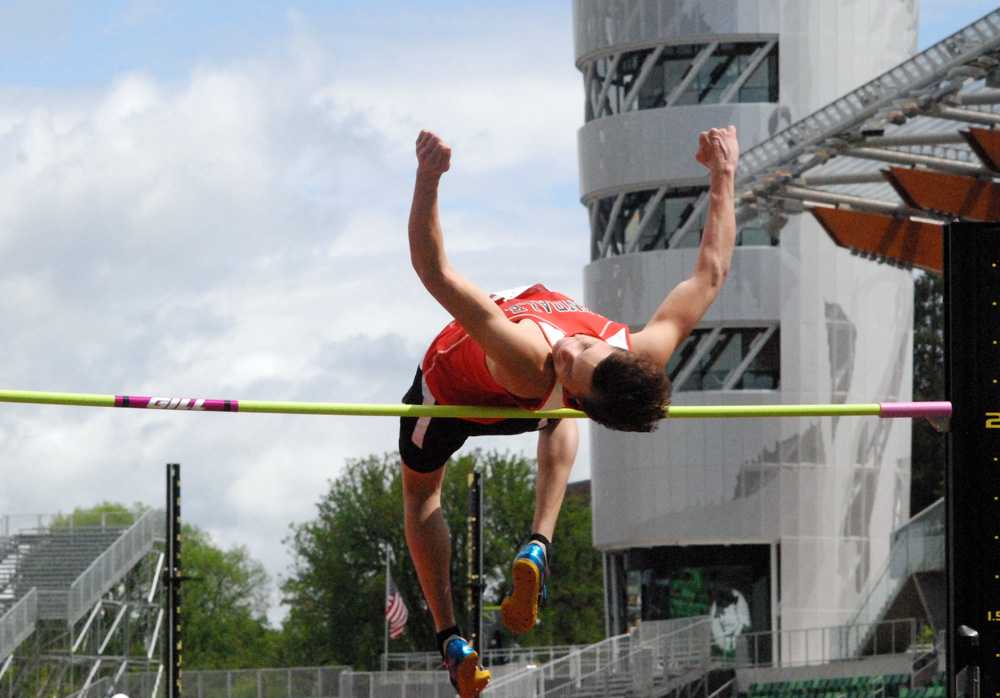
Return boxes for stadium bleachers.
[748,674,945,698]
[7,527,126,619]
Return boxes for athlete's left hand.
[695,126,739,174]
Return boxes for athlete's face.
[552,335,617,400]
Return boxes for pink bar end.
[879,401,952,419]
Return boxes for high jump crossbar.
[0,389,952,420]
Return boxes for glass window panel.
[612,48,655,114]
[662,44,700,61]
[735,329,781,390]
[632,198,666,251]
[637,61,666,109]
[738,45,779,103]
[595,56,608,82]
[593,188,780,260]
[690,44,748,104]
[585,41,777,121]
[681,330,739,390]
[663,196,699,245]
[619,190,654,253]
[697,55,740,105]
[661,44,700,102]
[766,45,780,102]
[667,329,710,380]
[592,196,613,258]
[617,50,649,84]
[675,328,781,392]
[623,207,644,249]
[736,219,779,247]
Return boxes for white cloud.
[0,18,590,623]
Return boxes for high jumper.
[400,126,738,697]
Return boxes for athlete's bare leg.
[500,419,579,635]
[532,418,579,541]
[402,464,456,631]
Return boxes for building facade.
[574,0,918,653]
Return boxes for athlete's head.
[553,336,671,432]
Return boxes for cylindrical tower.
[574,0,918,651]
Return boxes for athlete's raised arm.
[408,131,549,395]
[631,126,740,366]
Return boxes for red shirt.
[420,284,631,422]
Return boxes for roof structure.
[735,7,1000,274]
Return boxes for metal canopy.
[735,8,1000,270]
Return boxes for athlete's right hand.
[416,130,451,176]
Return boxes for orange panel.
[884,167,1000,221]
[811,207,942,274]
[963,127,1000,172]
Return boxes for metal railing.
[0,515,60,537]
[847,499,944,655]
[340,669,453,698]
[67,510,164,625]
[909,629,945,688]
[0,512,135,539]
[707,678,736,698]
[67,665,349,698]
[0,589,36,662]
[484,633,632,698]
[484,616,711,698]
[383,644,586,671]
[733,617,917,669]
[0,538,21,606]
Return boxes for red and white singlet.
[420,284,632,422]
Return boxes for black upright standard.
[945,222,1000,696]
[467,469,484,653]
[165,463,183,698]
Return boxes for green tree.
[280,450,603,669]
[280,452,411,669]
[481,453,603,648]
[182,525,281,669]
[911,271,945,514]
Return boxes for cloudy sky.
[0,1,992,623]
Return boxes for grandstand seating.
[8,528,126,619]
[748,674,945,698]
[1,513,166,697]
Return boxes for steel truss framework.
[733,9,1000,271]
[1,543,165,698]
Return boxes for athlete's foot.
[500,540,547,635]
[443,635,490,698]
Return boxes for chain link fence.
[66,666,348,698]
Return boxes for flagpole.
[383,545,390,673]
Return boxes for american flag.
[385,573,409,639]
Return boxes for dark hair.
[578,351,672,432]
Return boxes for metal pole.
[165,463,183,698]
[383,548,390,673]
[466,470,483,652]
